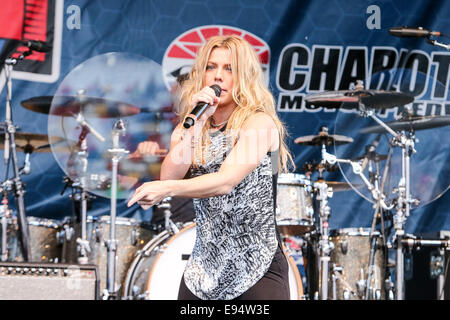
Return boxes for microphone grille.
[210,84,222,97]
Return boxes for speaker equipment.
[0,262,99,300]
[405,231,450,300]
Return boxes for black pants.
[178,243,290,300]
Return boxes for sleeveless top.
[183,125,279,300]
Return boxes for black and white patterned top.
[183,126,279,300]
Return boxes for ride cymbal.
[294,132,354,146]
[359,115,450,134]
[305,89,414,109]
[0,132,70,153]
[21,95,141,118]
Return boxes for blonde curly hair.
[178,35,294,173]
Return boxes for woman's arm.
[159,121,202,180]
[127,113,279,207]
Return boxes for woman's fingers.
[127,181,167,208]
[192,86,219,107]
[127,191,144,207]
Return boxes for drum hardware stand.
[68,126,91,265]
[331,265,357,299]
[0,55,33,262]
[103,119,128,300]
[0,192,11,262]
[314,180,334,300]
[65,90,107,266]
[322,137,395,300]
[157,197,180,235]
[401,236,450,300]
[351,81,420,300]
[364,142,393,300]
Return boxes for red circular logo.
[162,25,271,90]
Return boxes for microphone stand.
[104,119,128,300]
[0,55,32,261]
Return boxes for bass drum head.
[125,222,303,300]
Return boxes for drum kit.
[0,47,169,299]
[276,80,450,300]
[0,90,159,299]
[0,44,449,301]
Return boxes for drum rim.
[145,222,196,298]
[282,242,304,300]
[122,229,172,298]
[62,215,145,226]
[277,220,315,226]
[7,216,62,229]
[330,227,381,237]
[277,173,311,185]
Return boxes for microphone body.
[183,85,222,129]
[389,27,441,38]
[22,40,52,52]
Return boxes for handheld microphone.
[389,26,441,38]
[22,40,52,52]
[183,84,222,129]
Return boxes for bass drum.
[123,222,304,300]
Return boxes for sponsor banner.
[0,0,447,232]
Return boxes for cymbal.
[0,132,69,153]
[359,115,450,134]
[21,95,141,118]
[351,152,388,162]
[315,179,361,191]
[305,89,414,109]
[294,132,354,146]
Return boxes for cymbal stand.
[104,119,128,300]
[314,178,334,300]
[68,125,91,264]
[0,190,11,261]
[0,55,32,261]
[357,101,418,300]
[365,144,393,300]
[322,143,394,299]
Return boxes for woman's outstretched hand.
[127,180,171,209]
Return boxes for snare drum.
[62,216,156,297]
[1,216,62,262]
[276,173,314,236]
[328,228,385,300]
[123,222,304,300]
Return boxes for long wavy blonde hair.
[178,35,294,173]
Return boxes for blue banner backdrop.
[0,0,448,234]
